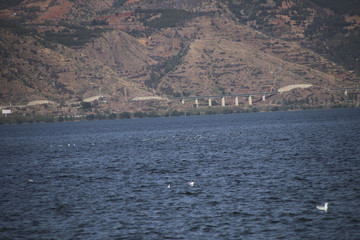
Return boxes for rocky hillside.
[0,0,359,117]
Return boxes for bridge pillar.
[222,97,226,107]
[235,96,239,106]
[208,98,212,107]
[262,94,266,101]
[248,95,252,106]
[182,98,185,104]
[195,98,199,107]
[345,90,348,96]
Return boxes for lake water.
[1,108,360,239]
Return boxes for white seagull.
[316,202,328,212]
[188,180,194,187]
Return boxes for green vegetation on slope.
[305,12,360,72]
[311,0,360,15]
[145,44,190,91]
[113,0,128,8]
[135,8,194,29]
[224,0,310,34]
[0,0,23,10]
[0,19,33,35]
[42,25,110,47]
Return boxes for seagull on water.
[316,202,328,212]
[188,180,194,187]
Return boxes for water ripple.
[1,109,360,239]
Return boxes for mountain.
[0,0,359,120]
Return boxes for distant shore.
[0,103,358,125]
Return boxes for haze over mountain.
[1,0,359,118]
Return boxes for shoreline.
[0,103,358,125]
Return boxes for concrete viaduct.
[170,92,273,107]
[131,84,360,107]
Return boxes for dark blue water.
[1,108,360,239]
